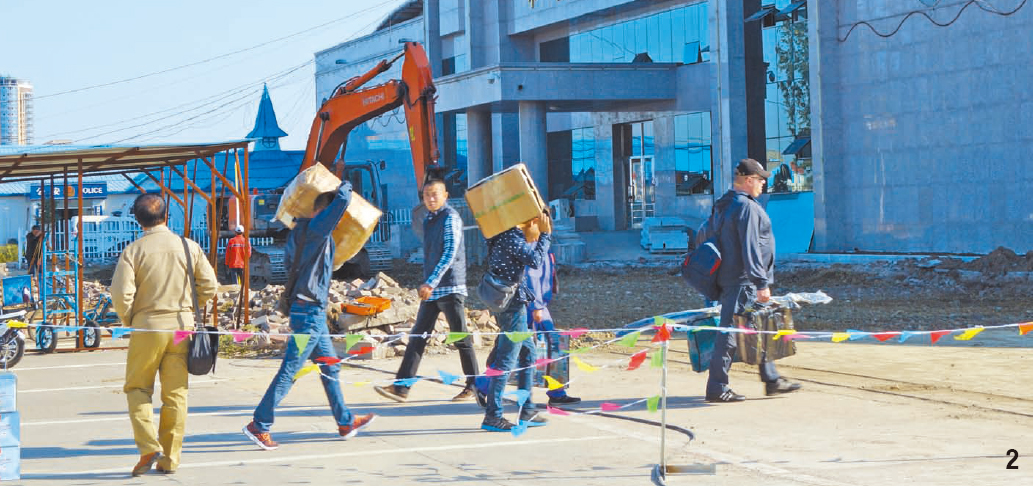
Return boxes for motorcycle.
[0,311,28,369]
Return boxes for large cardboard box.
[464,163,546,239]
[0,373,14,413]
[274,164,383,270]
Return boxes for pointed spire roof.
[247,84,288,140]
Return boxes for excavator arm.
[300,41,440,190]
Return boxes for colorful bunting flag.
[395,377,419,388]
[653,316,667,326]
[898,331,917,343]
[353,381,370,387]
[783,333,809,341]
[544,375,564,390]
[505,331,533,343]
[1020,323,1033,336]
[445,332,470,345]
[627,350,648,370]
[873,332,901,342]
[534,357,554,367]
[111,327,130,339]
[348,346,375,356]
[954,327,984,341]
[505,389,530,406]
[345,334,362,351]
[618,331,641,347]
[773,329,797,340]
[293,364,320,380]
[571,356,598,372]
[929,330,951,345]
[173,330,194,345]
[232,331,253,343]
[6,321,27,329]
[292,333,310,352]
[650,349,665,368]
[438,370,460,385]
[600,402,621,412]
[547,405,570,416]
[484,367,503,377]
[647,395,660,413]
[511,421,528,437]
[846,329,867,340]
[831,332,851,343]
[316,356,342,366]
[651,325,671,343]
[560,328,589,338]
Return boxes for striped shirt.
[425,209,466,300]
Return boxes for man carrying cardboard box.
[375,179,480,403]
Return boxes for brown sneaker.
[339,413,377,439]
[242,421,279,450]
[155,465,176,475]
[373,384,409,403]
[131,451,161,477]
[451,386,476,402]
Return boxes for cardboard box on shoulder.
[273,163,383,270]
[464,163,546,239]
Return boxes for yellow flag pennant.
[773,329,797,340]
[293,363,320,381]
[353,381,371,387]
[831,332,851,343]
[544,375,564,390]
[571,356,599,372]
[954,327,985,341]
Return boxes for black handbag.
[476,238,517,312]
[181,237,218,375]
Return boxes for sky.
[0,0,409,150]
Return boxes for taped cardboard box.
[465,163,546,239]
[273,164,383,270]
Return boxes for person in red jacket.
[225,225,250,285]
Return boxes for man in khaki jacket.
[110,194,218,476]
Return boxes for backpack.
[680,208,725,301]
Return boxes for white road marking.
[22,404,324,426]
[11,362,126,371]
[25,435,619,476]
[20,378,219,393]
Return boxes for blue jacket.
[283,181,352,307]
[525,251,556,323]
[713,189,775,290]
[487,228,551,304]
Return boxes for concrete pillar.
[491,112,521,173]
[710,0,750,194]
[518,101,549,199]
[465,108,492,186]
[424,0,442,77]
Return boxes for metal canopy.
[0,140,250,183]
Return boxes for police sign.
[29,183,107,200]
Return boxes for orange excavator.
[238,41,441,283]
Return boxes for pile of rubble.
[214,272,501,358]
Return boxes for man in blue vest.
[375,179,479,402]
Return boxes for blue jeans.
[252,302,353,432]
[531,317,566,399]
[705,285,779,398]
[485,299,535,419]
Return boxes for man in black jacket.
[705,159,801,403]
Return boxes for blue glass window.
[674,112,713,196]
[570,127,596,200]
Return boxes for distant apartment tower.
[0,76,34,145]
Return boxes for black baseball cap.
[735,158,771,178]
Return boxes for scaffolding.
[0,141,254,342]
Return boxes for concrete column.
[518,101,549,199]
[710,0,750,194]
[424,0,443,77]
[491,112,521,173]
[465,108,492,186]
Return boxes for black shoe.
[765,378,802,396]
[519,409,548,427]
[373,384,409,403]
[481,416,517,432]
[475,389,488,408]
[547,395,581,406]
[705,390,746,403]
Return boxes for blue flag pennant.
[395,377,419,388]
[438,370,460,386]
[846,329,867,341]
[504,389,530,406]
[511,420,528,437]
[111,327,130,339]
[898,331,917,343]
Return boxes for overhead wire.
[838,0,1027,42]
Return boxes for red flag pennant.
[484,367,503,377]
[547,405,570,416]
[534,357,554,367]
[173,329,194,345]
[600,402,621,412]
[1019,323,1033,336]
[929,330,951,345]
[627,350,648,371]
[651,325,671,343]
[560,328,589,338]
[873,332,901,342]
[347,346,375,356]
[316,356,342,366]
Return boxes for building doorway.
[623,120,654,229]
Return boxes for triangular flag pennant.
[292,334,310,352]
[560,328,589,338]
[534,357,554,367]
[232,331,253,342]
[650,349,665,368]
[898,331,917,343]
[445,332,470,345]
[543,375,564,390]
[173,330,194,345]
[511,421,528,437]
[618,331,641,347]
[831,332,851,343]
[438,370,460,385]
[773,329,797,340]
[929,330,951,345]
[505,389,530,406]
[846,329,867,341]
[348,346,375,356]
[293,363,320,380]
[395,377,419,388]
[562,347,592,355]
[600,402,621,412]
[345,334,362,351]
[653,316,667,326]
[505,331,533,343]
[873,332,901,342]
[651,325,671,343]
[627,350,648,370]
[547,405,570,416]
[353,381,370,387]
[1020,323,1033,336]
[647,395,660,413]
[483,367,503,377]
[111,327,130,339]
[783,333,810,341]
[6,321,26,329]
[316,356,342,366]
[954,327,984,341]
[571,356,598,372]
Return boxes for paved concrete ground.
[10,332,1033,485]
